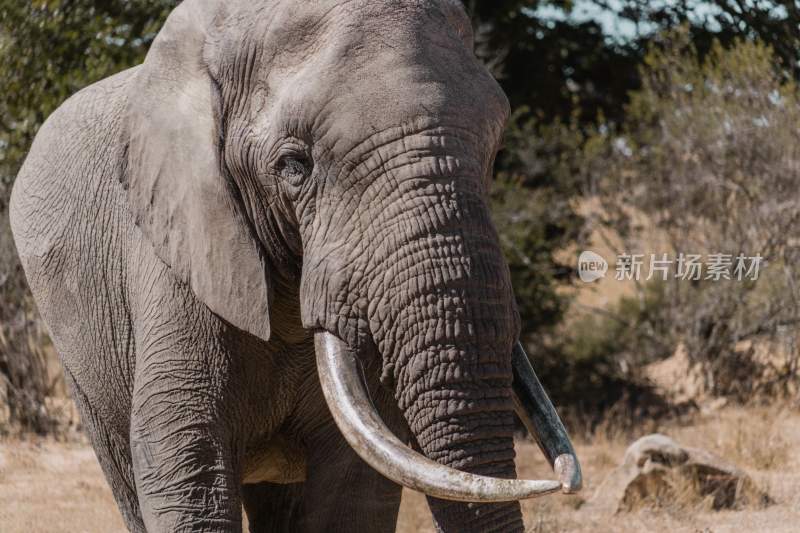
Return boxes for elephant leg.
[64,366,145,532]
[293,424,403,533]
[130,352,242,532]
[280,358,408,533]
[242,481,304,532]
[129,290,244,532]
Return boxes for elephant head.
[123,0,580,529]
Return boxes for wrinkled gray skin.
[10,0,524,531]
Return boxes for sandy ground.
[1,405,798,533]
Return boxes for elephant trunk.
[377,207,525,530]
[356,164,534,528]
[306,132,579,529]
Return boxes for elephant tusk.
[511,341,583,494]
[314,332,562,503]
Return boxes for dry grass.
[710,410,790,471]
[0,405,798,533]
[400,404,800,533]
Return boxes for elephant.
[9,0,581,531]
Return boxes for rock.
[588,434,771,513]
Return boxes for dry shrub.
[589,387,696,442]
[594,32,800,401]
[621,468,704,513]
[0,213,62,435]
[621,466,769,514]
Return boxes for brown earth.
[1,405,798,533]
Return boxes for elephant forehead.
[216,0,496,127]
[222,0,470,61]
[253,1,472,81]
[265,0,471,41]
[217,0,508,169]
[260,32,507,160]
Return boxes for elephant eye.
[274,151,312,186]
[279,157,308,177]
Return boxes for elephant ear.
[123,0,271,341]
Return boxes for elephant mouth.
[313,331,582,502]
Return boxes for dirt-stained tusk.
[511,341,583,493]
[314,332,562,503]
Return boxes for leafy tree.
[0,0,177,204]
[469,0,642,125]
[603,1,800,77]
[470,1,800,127]
[0,0,175,431]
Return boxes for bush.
[489,112,672,430]
[594,30,800,400]
[0,215,58,434]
